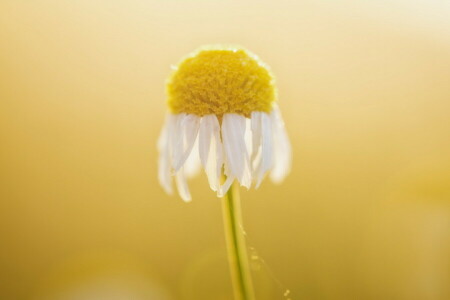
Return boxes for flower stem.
[222,182,255,300]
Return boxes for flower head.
[158,46,291,201]
[167,46,275,117]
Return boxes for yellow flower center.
[166,46,276,117]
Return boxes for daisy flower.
[157,45,291,202]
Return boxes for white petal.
[221,114,251,188]
[250,111,262,164]
[199,116,213,167]
[244,118,253,161]
[212,117,224,188]
[270,106,292,183]
[255,112,273,188]
[199,115,223,191]
[223,152,232,177]
[218,176,235,197]
[157,114,170,152]
[175,168,191,202]
[173,114,200,172]
[170,113,186,170]
[157,115,174,194]
[184,135,201,178]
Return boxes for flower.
[158,46,291,201]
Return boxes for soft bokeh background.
[1,0,449,299]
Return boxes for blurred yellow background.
[1,1,449,299]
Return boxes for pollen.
[166,46,276,117]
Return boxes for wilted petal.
[250,111,262,165]
[157,115,175,194]
[175,168,191,202]
[218,176,235,197]
[255,112,273,187]
[184,135,201,178]
[173,114,200,172]
[199,115,223,192]
[221,114,251,188]
[199,116,213,167]
[270,106,292,183]
[170,113,186,171]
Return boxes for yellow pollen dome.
[166,46,277,117]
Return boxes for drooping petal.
[270,106,292,183]
[199,115,223,192]
[211,116,224,189]
[255,112,273,187]
[218,175,235,197]
[175,168,191,202]
[250,111,262,177]
[221,113,251,188]
[244,117,253,162]
[170,113,186,171]
[173,114,200,172]
[199,116,213,167]
[157,115,175,194]
[184,134,201,178]
[250,111,262,164]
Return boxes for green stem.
[222,181,255,300]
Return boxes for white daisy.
[157,46,291,201]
